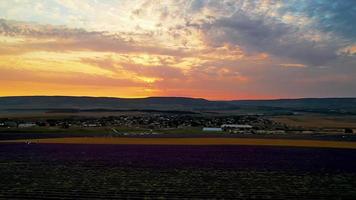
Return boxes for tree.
[345,128,353,134]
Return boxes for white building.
[203,127,223,132]
[221,124,253,129]
[83,123,100,127]
[18,123,37,128]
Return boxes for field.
[2,112,356,199]
[1,143,356,199]
[4,137,356,149]
[271,115,356,129]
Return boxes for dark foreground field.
[1,144,356,199]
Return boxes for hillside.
[0,96,356,115]
[229,98,356,114]
[230,98,356,109]
[0,96,233,111]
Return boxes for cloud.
[194,9,339,66]
[0,1,355,99]
[0,67,147,88]
[282,1,356,40]
[0,19,189,57]
[279,63,307,68]
[338,44,356,56]
[179,0,355,67]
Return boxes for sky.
[0,0,355,100]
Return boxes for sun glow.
[0,0,354,99]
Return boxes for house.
[203,127,223,132]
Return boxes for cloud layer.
[0,0,355,99]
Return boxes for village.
[0,114,291,133]
[2,114,352,135]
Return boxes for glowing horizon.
[0,1,355,100]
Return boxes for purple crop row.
[1,143,356,172]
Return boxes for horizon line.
[1,95,356,101]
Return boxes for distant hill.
[0,96,356,115]
[230,98,356,108]
[0,96,234,111]
[229,98,356,114]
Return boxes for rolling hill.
[0,96,356,115]
[0,96,233,111]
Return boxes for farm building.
[82,123,101,127]
[221,124,253,133]
[221,124,253,130]
[18,123,37,128]
[203,127,223,132]
[4,121,18,128]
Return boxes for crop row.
[1,161,356,199]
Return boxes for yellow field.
[2,137,356,149]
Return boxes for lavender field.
[1,143,356,199]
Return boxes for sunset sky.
[0,0,355,100]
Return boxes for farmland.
[4,137,356,149]
[1,96,356,199]
[270,115,356,129]
[1,143,356,199]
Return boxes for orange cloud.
[279,63,307,68]
[1,16,354,100]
